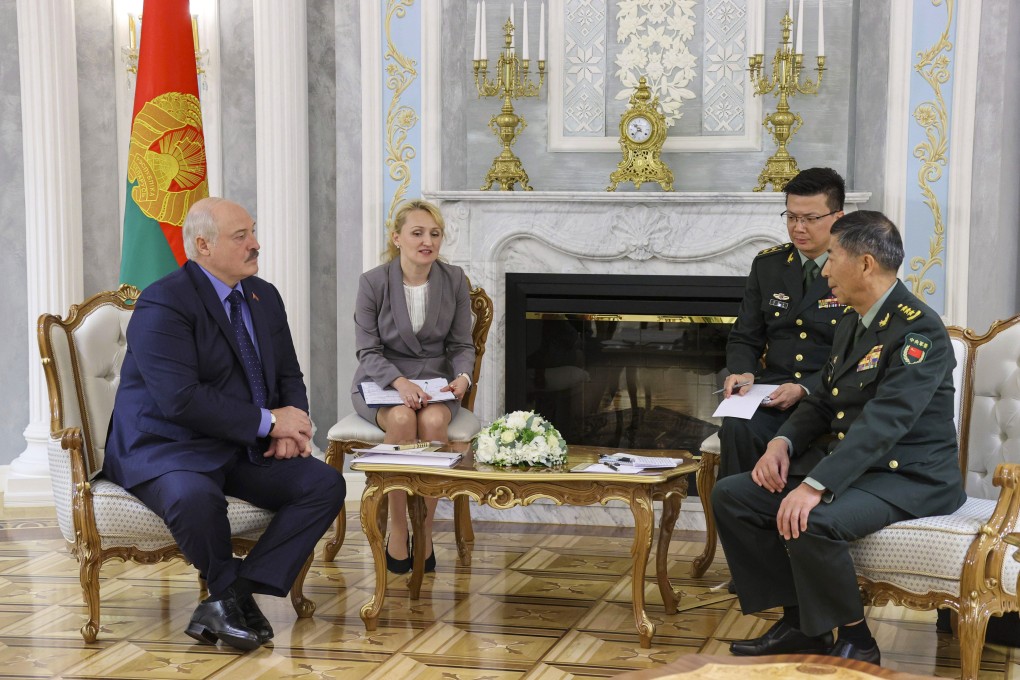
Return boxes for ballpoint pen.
[713,380,752,395]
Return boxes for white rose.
[507,411,529,430]
[500,429,517,444]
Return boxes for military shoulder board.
[843,305,855,315]
[895,302,924,322]
[755,243,793,259]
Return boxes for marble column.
[252,2,310,376]
[12,0,84,505]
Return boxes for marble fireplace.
[425,190,870,528]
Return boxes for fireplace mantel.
[425,190,872,425]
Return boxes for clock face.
[626,116,653,143]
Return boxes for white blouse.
[403,281,429,334]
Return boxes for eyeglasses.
[781,210,839,226]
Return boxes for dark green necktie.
[853,320,867,346]
[803,260,820,291]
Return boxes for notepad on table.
[599,453,685,469]
[352,450,462,467]
[571,463,658,474]
[359,379,457,406]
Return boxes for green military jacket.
[727,242,847,394]
[778,280,966,518]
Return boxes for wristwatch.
[269,411,277,433]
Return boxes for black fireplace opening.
[505,273,746,460]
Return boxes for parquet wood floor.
[0,503,1014,679]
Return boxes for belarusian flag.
[120,0,208,290]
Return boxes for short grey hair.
[830,210,904,272]
[182,197,228,259]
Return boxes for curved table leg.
[656,492,683,615]
[629,489,656,648]
[359,481,387,630]
[407,493,428,600]
[453,495,474,566]
[691,451,719,578]
[322,440,346,561]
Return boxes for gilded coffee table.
[352,442,699,648]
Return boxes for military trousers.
[717,406,793,478]
[712,472,910,636]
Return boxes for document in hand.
[352,450,462,467]
[600,453,685,469]
[711,384,778,420]
[360,378,457,406]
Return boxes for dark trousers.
[718,406,793,478]
[711,472,910,636]
[132,454,346,599]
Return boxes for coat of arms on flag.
[120,0,208,291]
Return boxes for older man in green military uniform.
[713,211,966,664]
[719,168,847,477]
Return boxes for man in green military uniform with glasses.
[713,211,966,665]
[719,168,848,477]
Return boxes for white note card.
[711,384,779,420]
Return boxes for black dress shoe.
[829,638,881,665]
[186,594,261,651]
[386,537,412,574]
[239,593,274,643]
[730,620,834,656]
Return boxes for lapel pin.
[251,292,260,302]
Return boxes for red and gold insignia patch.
[901,333,932,366]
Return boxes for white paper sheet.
[360,378,457,406]
[352,451,462,467]
[711,384,779,419]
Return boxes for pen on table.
[604,462,620,471]
[713,380,752,395]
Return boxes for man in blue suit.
[105,197,346,651]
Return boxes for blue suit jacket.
[105,260,308,489]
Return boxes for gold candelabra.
[473,19,545,191]
[749,12,825,191]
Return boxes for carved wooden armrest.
[987,463,1020,539]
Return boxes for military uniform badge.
[857,345,883,372]
[901,333,932,365]
[818,296,842,309]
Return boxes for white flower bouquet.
[472,410,568,467]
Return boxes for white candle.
[788,0,793,20]
[474,2,481,61]
[510,2,515,49]
[522,0,529,60]
[539,2,546,61]
[481,1,487,60]
[818,0,825,56]
[795,0,804,53]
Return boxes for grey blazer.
[350,259,476,422]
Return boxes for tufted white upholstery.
[846,319,1020,680]
[38,286,315,643]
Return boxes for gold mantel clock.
[607,77,674,192]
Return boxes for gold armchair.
[323,284,493,565]
[38,286,314,643]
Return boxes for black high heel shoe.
[385,537,412,574]
[411,536,437,573]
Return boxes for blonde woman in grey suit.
[351,199,476,574]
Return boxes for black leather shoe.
[730,620,834,656]
[829,639,881,665]
[186,594,261,651]
[386,537,412,574]
[239,593,273,643]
